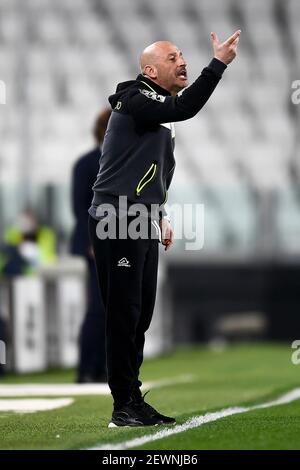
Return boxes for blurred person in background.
[0,316,6,377]
[0,208,56,277]
[88,32,240,426]
[70,109,111,383]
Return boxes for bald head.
[140,41,175,73]
[138,41,188,95]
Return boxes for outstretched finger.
[210,31,220,45]
[232,36,240,46]
[225,29,241,45]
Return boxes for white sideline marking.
[0,398,74,414]
[89,388,300,450]
[0,375,194,397]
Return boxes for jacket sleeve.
[128,58,227,125]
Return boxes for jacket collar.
[136,74,171,97]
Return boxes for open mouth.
[176,68,187,80]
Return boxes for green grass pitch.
[0,343,299,450]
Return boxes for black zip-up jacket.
[89,57,227,220]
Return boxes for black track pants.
[88,214,159,405]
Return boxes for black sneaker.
[134,391,176,425]
[108,398,164,428]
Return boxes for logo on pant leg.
[117,257,131,267]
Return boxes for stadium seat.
[0,0,299,254]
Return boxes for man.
[71,109,111,383]
[0,317,6,377]
[88,30,241,426]
[1,208,56,276]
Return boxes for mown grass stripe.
[89,388,300,450]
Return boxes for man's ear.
[143,65,157,79]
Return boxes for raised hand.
[211,29,241,65]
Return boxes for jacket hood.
[108,74,171,109]
[108,80,136,108]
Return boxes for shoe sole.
[108,421,162,428]
[108,420,176,428]
[108,422,123,428]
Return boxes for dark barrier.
[168,260,300,342]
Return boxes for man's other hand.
[211,29,241,65]
[159,218,174,251]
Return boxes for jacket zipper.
[162,190,168,204]
[162,164,175,204]
[136,162,157,196]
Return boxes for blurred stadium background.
[0,0,300,376]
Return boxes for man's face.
[155,44,188,95]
